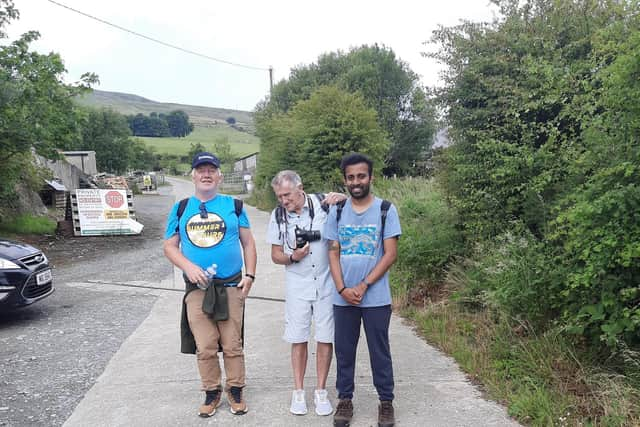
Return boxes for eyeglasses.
[199,202,208,219]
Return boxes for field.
[75,89,260,168]
[137,125,260,157]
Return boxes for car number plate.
[36,269,52,285]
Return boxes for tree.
[73,108,134,174]
[0,0,96,213]
[259,44,436,176]
[127,110,193,137]
[130,139,159,171]
[166,110,193,137]
[255,86,389,194]
[187,142,207,161]
[428,0,627,241]
[429,0,640,348]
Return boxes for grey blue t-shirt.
[323,197,401,307]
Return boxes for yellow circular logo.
[186,212,226,247]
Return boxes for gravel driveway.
[0,188,176,427]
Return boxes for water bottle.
[197,263,217,290]
[205,263,217,278]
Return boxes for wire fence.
[220,171,248,194]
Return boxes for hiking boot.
[290,389,307,415]
[227,386,248,415]
[378,400,395,427]
[333,398,353,427]
[314,389,333,416]
[198,389,221,417]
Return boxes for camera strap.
[277,193,321,250]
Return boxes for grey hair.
[191,168,221,178]
[271,170,302,189]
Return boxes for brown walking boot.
[333,398,353,427]
[378,400,395,427]
[227,386,248,415]
[198,389,221,417]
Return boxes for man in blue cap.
[164,152,257,418]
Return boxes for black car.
[0,238,54,309]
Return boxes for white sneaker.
[314,389,333,416]
[290,389,307,415]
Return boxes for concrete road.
[63,177,520,427]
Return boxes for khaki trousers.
[185,287,246,391]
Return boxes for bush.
[454,226,562,329]
[378,178,463,300]
[0,214,57,234]
[551,160,640,348]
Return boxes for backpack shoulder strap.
[312,193,329,213]
[274,204,286,241]
[336,199,347,224]
[275,204,285,226]
[380,199,391,239]
[174,198,189,233]
[233,198,243,217]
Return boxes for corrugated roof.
[45,180,67,191]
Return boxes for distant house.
[62,151,98,175]
[233,152,259,173]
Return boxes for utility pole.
[269,66,274,94]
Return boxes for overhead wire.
[46,0,270,72]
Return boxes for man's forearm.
[239,228,257,274]
[272,250,292,265]
[328,241,345,290]
[362,253,396,284]
[362,238,398,285]
[271,245,297,265]
[243,243,257,274]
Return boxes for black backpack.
[335,199,392,240]
[174,197,243,233]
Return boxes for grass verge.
[0,214,57,235]
[398,294,640,426]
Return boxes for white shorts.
[283,291,334,344]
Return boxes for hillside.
[75,89,253,128]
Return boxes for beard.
[347,183,371,199]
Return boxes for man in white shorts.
[267,170,345,416]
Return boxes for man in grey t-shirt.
[324,153,401,427]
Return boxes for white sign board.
[75,189,144,235]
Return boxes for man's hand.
[322,192,347,206]
[237,276,253,299]
[290,242,310,262]
[183,263,208,288]
[340,285,365,305]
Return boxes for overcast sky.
[8,0,498,112]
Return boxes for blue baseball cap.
[192,152,221,169]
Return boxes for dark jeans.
[334,304,394,401]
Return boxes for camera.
[295,226,321,249]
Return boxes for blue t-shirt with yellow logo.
[164,194,250,279]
